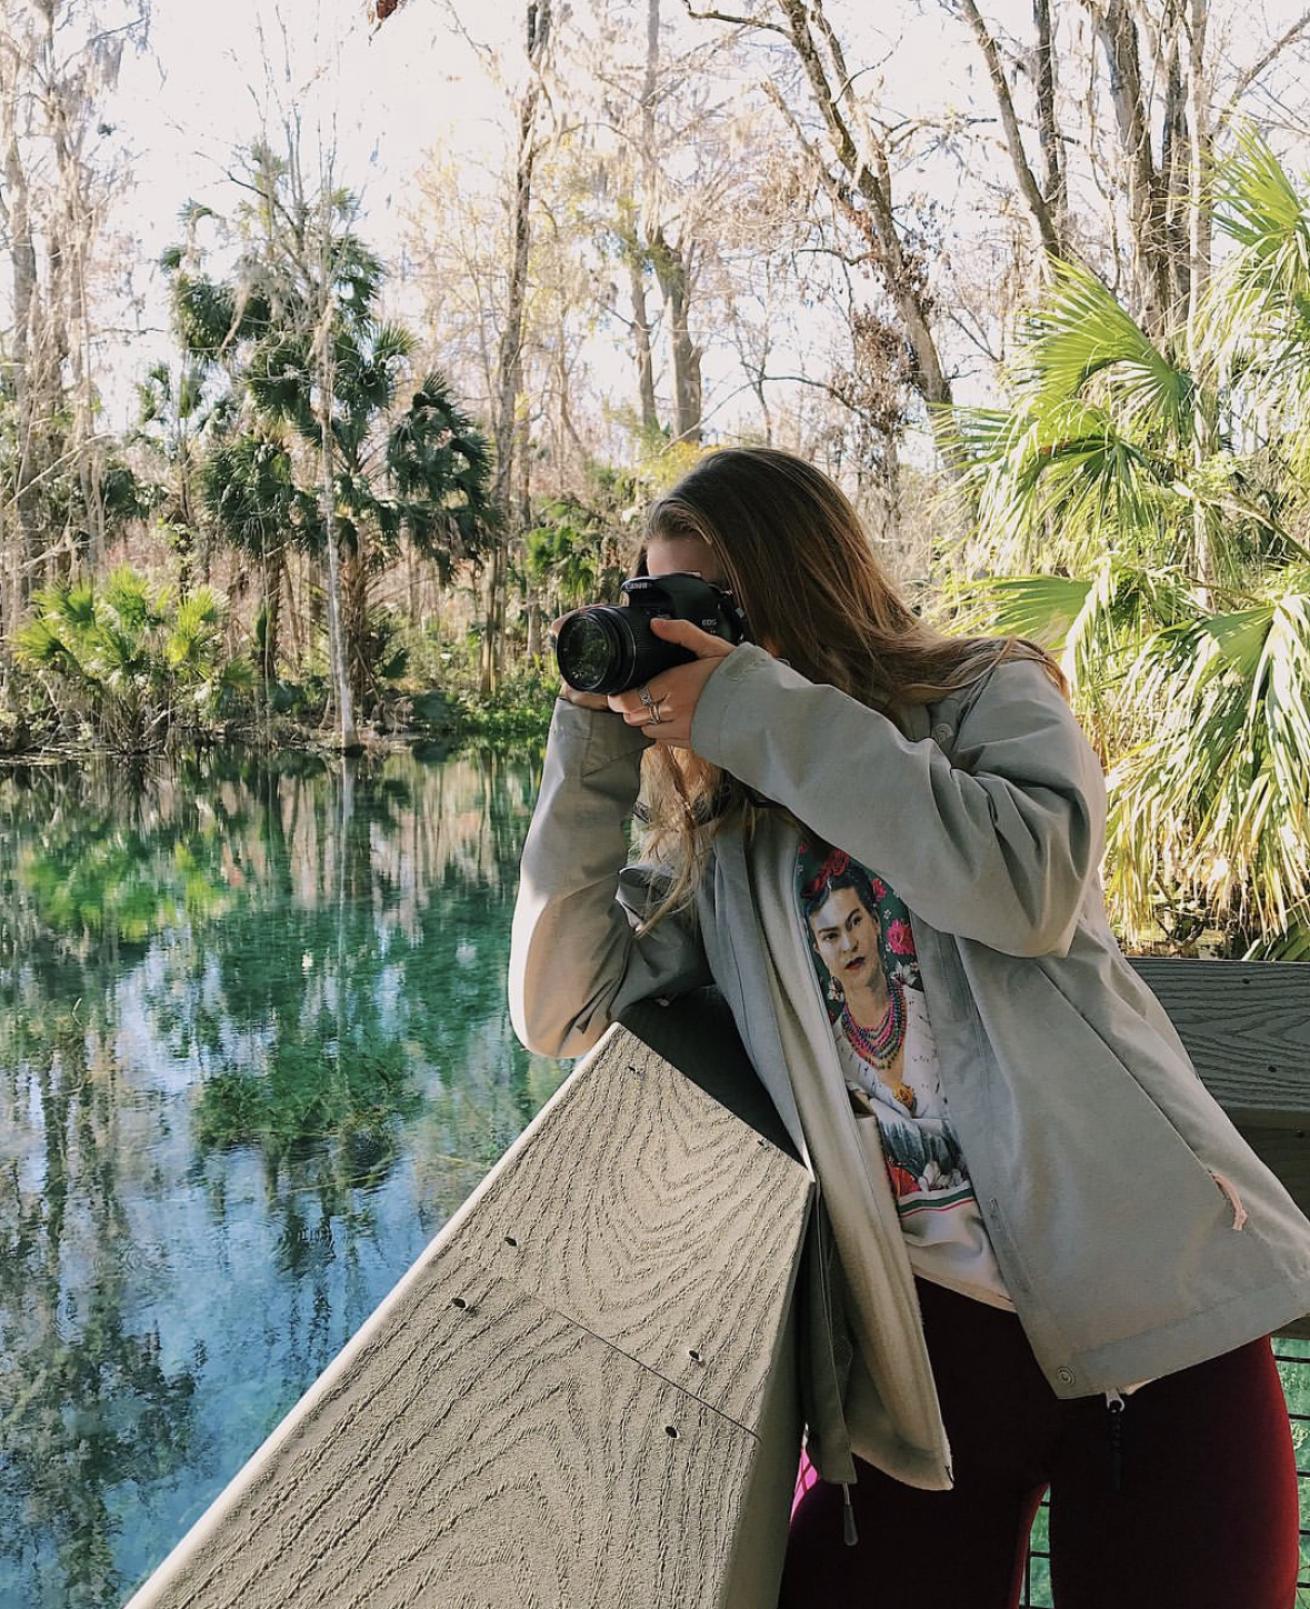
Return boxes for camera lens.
[555,607,634,693]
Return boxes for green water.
[0,744,566,1609]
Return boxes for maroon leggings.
[779,1277,1300,1609]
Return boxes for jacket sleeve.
[509,697,714,1058]
[689,644,1106,958]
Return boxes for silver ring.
[638,684,658,710]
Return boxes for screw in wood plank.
[687,1348,704,1364]
[451,1296,473,1311]
[504,1234,519,1247]
[665,1425,680,1438]
[627,1063,644,1076]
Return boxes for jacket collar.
[899,697,931,742]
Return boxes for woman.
[509,446,1308,1607]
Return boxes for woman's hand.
[607,617,735,748]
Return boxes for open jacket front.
[509,643,1310,1500]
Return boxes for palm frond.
[1012,257,1195,441]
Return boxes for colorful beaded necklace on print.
[841,977,917,1112]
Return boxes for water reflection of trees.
[0,1005,199,1608]
[0,742,562,1607]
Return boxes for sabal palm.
[167,165,493,710]
[939,133,1310,956]
[15,565,251,752]
[134,360,226,593]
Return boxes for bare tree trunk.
[286,547,306,671]
[46,10,103,573]
[262,544,283,699]
[1032,0,1067,233]
[1,32,42,598]
[1185,0,1214,322]
[1185,0,1215,608]
[629,0,661,436]
[1160,28,1190,318]
[484,0,552,697]
[625,234,659,434]
[637,0,704,445]
[341,540,370,711]
[954,0,1063,261]
[768,0,956,467]
[649,228,702,443]
[526,600,543,660]
[318,334,357,749]
[1082,0,1174,335]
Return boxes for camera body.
[554,572,750,695]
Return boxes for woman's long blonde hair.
[633,446,1065,933]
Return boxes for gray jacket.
[509,642,1310,1500]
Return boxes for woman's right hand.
[551,615,614,710]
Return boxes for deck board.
[138,1244,761,1609]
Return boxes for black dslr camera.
[554,572,750,695]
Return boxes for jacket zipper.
[1105,1388,1126,1493]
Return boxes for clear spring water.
[0,743,565,1609]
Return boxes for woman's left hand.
[608,617,736,748]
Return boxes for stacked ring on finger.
[638,684,665,724]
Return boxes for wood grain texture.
[619,991,799,1160]
[127,1023,812,1609]
[1128,958,1310,1120]
[135,1246,759,1609]
[450,1029,811,1433]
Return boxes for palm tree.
[522,495,624,634]
[164,141,494,731]
[14,565,252,752]
[938,129,1310,958]
[134,359,227,598]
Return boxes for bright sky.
[104,1,520,418]
[96,0,1002,447]
[96,0,1310,442]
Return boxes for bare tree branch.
[682,1,787,36]
[946,0,1062,261]
[1215,8,1310,140]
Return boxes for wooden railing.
[125,960,1308,1608]
[124,990,811,1609]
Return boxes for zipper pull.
[1105,1389,1125,1493]
[841,1481,859,1546]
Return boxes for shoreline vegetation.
[0,561,560,759]
[0,665,559,762]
